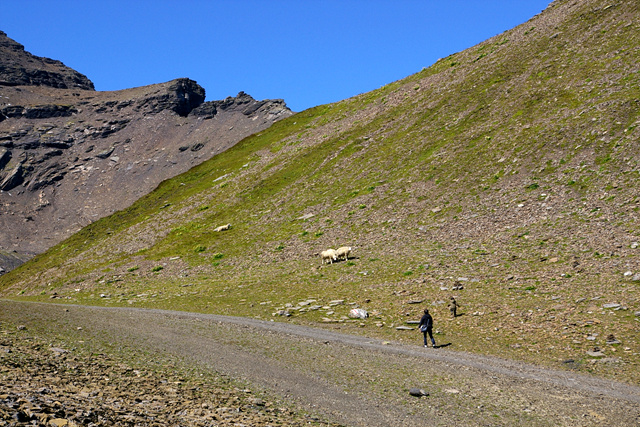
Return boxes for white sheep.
[335,246,352,261]
[320,249,338,265]
[214,223,231,232]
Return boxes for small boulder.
[409,388,429,397]
[586,348,605,358]
[606,334,621,345]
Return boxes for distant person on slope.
[419,308,436,348]
[448,296,459,318]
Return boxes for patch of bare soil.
[1,301,639,427]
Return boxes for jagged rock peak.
[0,30,94,90]
[136,78,206,117]
[190,91,292,120]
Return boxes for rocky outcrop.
[191,91,291,120]
[0,148,9,169]
[0,162,23,190]
[134,78,205,116]
[0,31,94,90]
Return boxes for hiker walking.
[419,308,436,348]
[448,296,459,318]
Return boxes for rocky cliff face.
[0,31,292,272]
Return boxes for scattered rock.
[603,303,621,309]
[296,213,315,220]
[408,388,429,397]
[95,146,115,159]
[0,329,313,427]
[606,334,621,345]
[249,397,265,406]
[586,348,605,358]
[395,326,413,331]
[273,310,291,317]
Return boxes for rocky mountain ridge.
[0,31,292,272]
[0,30,94,90]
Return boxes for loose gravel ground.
[2,300,640,426]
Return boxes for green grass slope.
[2,0,640,382]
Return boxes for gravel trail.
[3,301,640,426]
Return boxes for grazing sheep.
[320,249,338,265]
[214,223,231,232]
[335,246,352,261]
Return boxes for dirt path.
[3,301,640,426]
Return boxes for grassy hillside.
[2,0,640,382]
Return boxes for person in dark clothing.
[448,296,459,318]
[419,308,436,348]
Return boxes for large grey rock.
[409,388,429,397]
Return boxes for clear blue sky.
[2,1,551,112]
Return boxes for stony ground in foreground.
[0,324,337,427]
[2,301,640,427]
